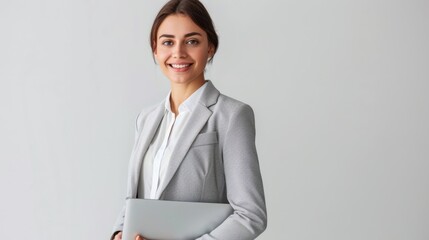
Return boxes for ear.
[208,44,215,58]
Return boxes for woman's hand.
[112,232,146,240]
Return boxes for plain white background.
[1,0,428,239]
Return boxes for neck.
[169,79,205,115]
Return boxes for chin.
[168,74,204,85]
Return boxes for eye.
[162,40,173,46]
[186,39,199,45]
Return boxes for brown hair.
[150,0,219,63]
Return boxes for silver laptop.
[122,199,233,240]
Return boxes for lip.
[167,63,193,72]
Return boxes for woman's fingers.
[113,232,145,240]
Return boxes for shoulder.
[201,80,254,116]
[215,93,255,117]
[213,94,257,141]
[135,101,164,132]
[209,93,256,129]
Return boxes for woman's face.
[154,14,214,86]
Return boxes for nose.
[172,42,187,59]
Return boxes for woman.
[111,0,267,239]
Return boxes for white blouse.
[139,82,208,199]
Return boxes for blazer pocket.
[191,132,218,147]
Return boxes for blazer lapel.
[157,81,220,197]
[156,104,212,197]
[128,103,164,198]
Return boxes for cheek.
[191,48,209,62]
[154,50,169,63]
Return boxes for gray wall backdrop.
[1,0,428,239]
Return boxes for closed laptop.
[122,199,233,240]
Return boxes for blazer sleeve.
[196,104,267,240]
[110,110,146,239]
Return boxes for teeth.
[171,64,190,69]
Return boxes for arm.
[111,110,146,239]
[111,206,125,239]
[197,105,267,240]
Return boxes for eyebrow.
[159,32,202,39]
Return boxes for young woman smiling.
[154,13,215,114]
[111,1,267,239]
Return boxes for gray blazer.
[112,81,267,240]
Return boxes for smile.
[169,63,192,69]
